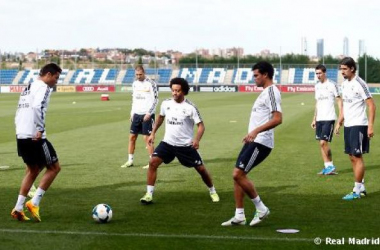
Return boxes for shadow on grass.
[336,164,380,175]
[61,163,87,168]
[2,182,380,249]
[0,163,87,172]
[204,157,235,164]
[0,151,14,155]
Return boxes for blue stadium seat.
[178,68,198,83]
[18,69,68,84]
[122,69,135,85]
[70,69,114,84]
[0,69,18,84]
[179,68,226,84]
[288,68,338,84]
[232,68,280,84]
[121,68,172,85]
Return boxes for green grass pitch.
[0,92,379,249]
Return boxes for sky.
[1,0,379,58]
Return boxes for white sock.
[128,154,134,162]
[209,186,216,194]
[361,179,366,192]
[353,182,362,195]
[31,187,45,206]
[324,161,333,168]
[235,208,245,220]
[252,195,267,212]
[15,195,26,212]
[147,185,155,195]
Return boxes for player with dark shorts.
[222,61,282,227]
[121,66,158,168]
[130,113,155,135]
[235,142,272,174]
[344,126,370,155]
[311,64,342,175]
[315,120,335,142]
[335,57,376,200]
[17,139,58,166]
[153,141,203,167]
[139,77,219,204]
[12,63,62,222]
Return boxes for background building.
[343,37,349,56]
[317,39,324,58]
[301,37,308,55]
[359,39,366,56]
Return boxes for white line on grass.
[0,228,313,242]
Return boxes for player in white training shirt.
[121,66,158,168]
[311,64,342,175]
[334,57,376,200]
[140,77,219,204]
[11,63,62,222]
[222,61,282,227]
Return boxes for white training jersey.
[15,79,52,139]
[131,77,158,116]
[341,75,372,127]
[160,98,202,146]
[249,85,282,149]
[315,79,340,121]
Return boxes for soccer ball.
[92,204,113,223]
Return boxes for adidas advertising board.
[199,85,237,92]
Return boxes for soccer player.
[311,64,342,175]
[139,77,219,204]
[222,61,282,227]
[11,63,62,222]
[121,66,158,169]
[335,57,376,200]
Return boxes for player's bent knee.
[232,168,246,182]
[149,158,161,169]
[48,162,61,174]
[28,167,40,178]
[195,164,206,172]
[129,134,138,141]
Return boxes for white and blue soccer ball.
[92,204,113,223]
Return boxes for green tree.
[358,54,380,83]
[132,48,154,57]
[134,56,143,68]
[148,59,155,68]
[79,48,88,56]
[318,54,340,64]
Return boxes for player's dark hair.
[135,65,145,72]
[340,57,356,73]
[170,77,190,95]
[252,61,274,80]
[315,64,326,73]
[39,63,62,76]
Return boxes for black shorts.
[130,114,155,135]
[152,141,203,168]
[17,139,58,166]
[315,120,335,142]
[235,142,272,173]
[344,126,369,155]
